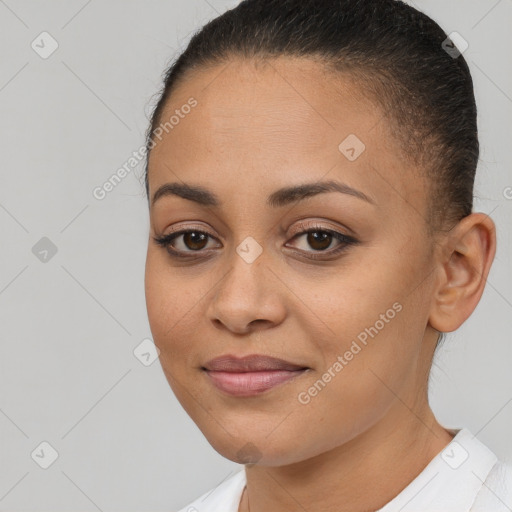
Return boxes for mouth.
[201,354,310,396]
[203,368,310,396]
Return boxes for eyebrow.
[151,180,375,208]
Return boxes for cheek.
[295,257,403,352]
[144,250,203,362]
[293,252,427,400]
[288,295,419,456]
[144,253,209,417]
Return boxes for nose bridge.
[217,236,268,305]
[235,233,265,266]
[207,237,285,332]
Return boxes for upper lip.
[202,354,309,372]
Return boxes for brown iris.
[306,231,332,251]
[183,231,209,250]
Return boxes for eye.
[285,222,357,260]
[152,228,220,257]
[153,222,358,260]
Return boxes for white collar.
[376,427,498,511]
[179,427,501,512]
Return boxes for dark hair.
[143,0,479,347]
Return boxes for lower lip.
[204,369,308,396]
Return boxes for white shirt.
[176,427,512,512]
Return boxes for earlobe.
[428,213,496,333]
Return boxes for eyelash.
[152,222,358,261]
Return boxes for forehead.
[148,56,426,217]
[153,57,378,156]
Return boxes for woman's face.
[144,57,441,466]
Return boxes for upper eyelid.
[164,219,351,237]
[164,224,349,241]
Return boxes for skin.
[144,57,496,512]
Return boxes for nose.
[206,251,287,335]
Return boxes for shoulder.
[471,459,512,511]
[175,469,246,512]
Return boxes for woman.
[142,0,512,510]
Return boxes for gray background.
[0,1,510,510]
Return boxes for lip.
[202,354,309,372]
[202,354,310,397]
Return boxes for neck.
[239,408,454,512]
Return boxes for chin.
[200,425,311,467]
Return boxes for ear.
[428,213,496,333]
